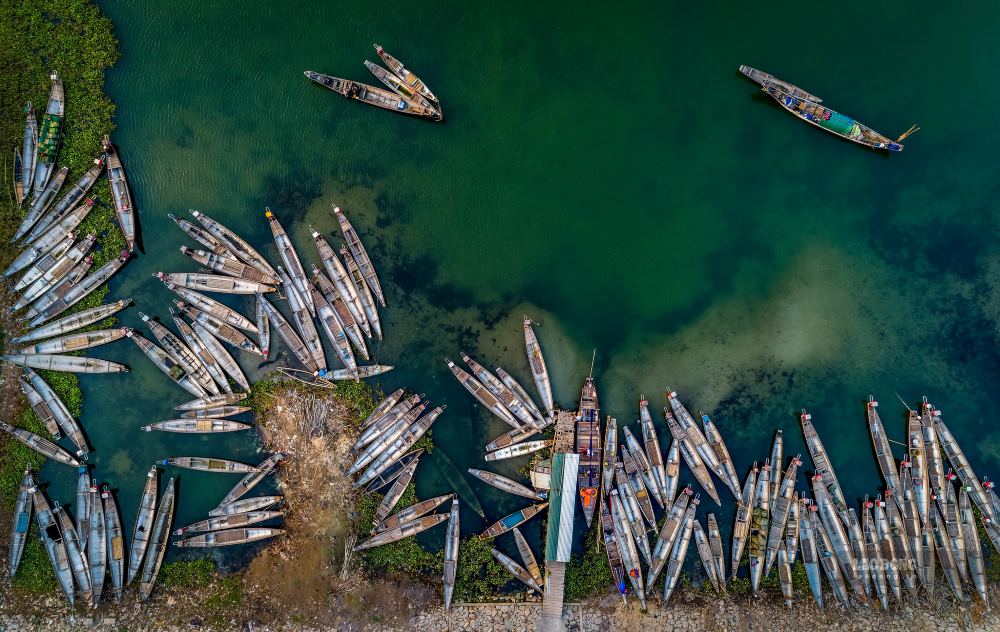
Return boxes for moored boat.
[15,232,92,296]
[312,267,368,358]
[1,354,126,375]
[18,166,68,242]
[355,514,447,550]
[20,103,36,203]
[443,498,460,610]
[264,209,313,314]
[522,317,553,419]
[462,352,537,428]
[800,410,849,521]
[575,370,602,527]
[662,492,698,606]
[180,405,250,419]
[13,147,23,205]
[748,462,772,593]
[468,469,546,501]
[312,287,357,372]
[278,268,327,375]
[496,367,545,425]
[125,328,207,397]
[24,154,105,244]
[190,209,278,278]
[19,376,60,438]
[27,251,131,327]
[180,246,279,285]
[364,449,423,493]
[599,498,628,602]
[19,255,94,318]
[304,71,441,120]
[15,327,125,355]
[139,478,176,601]
[171,308,231,394]
[693,519,720,592]
[372,459,421,525]
[161,282,258,333]
[127,467,158,585]
[87,484,107,607]
[161,456,255,474]
[174,511,283,535]
[354,394,423,449]
[647,486,694,586]
[175,527,284,548]
[639,398,668,507]
[330,364,392,381]
[490,547,541,593]
[610,489,647,608]
[255,293,270,359]
[10,298,131,345]
[374,494,452,534]
[30,73,65,197]
[313,229,366,325]
[31,486,75,605]
[700,412,742,498]
[157,272,274,295]
[447,359,519,428]
[764,455,801,574]
[102,137,137,251]
[53,503,92,604]
[334,205,385,306]
[256,294,316,372]
[479,503,547,539]
[485,440,550,462]
[361,388,406,429]
[663,407,720,504]
[189,317,251,390]
[144,419,250,433]
[23,368,86,453]
[342,247,382,339]
[373,44,440,106]
[209,495,283,517]
[484,425,538,452]
[614,461,653,564]
[215,452,284,509]
[364,60,437,110]
[175,392,247,411]
[8,468,33,578]
[101,485,125,601]
[175,300,262,356]
[0,420,80,466]
[169,214,228,254]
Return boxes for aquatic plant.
[564,522,615,602]
[355,483,440,576]
[160,559,217,589]
[451,535,510,602]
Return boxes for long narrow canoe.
[101,485,125,601]
[354,411,440,488]
[20,256,94,319]
[14,234,98,309]
[867,397,901,494]
[304,72,441,120]
[25,155,105,244]
[174,511,284,536]
[9,468,33,578]
[257,293,316,373]
[600,498,628,603]
[373,45,440,106]
[447,359,519,428]
[13,147,23,206]
[730,465,756,577]
[522,318,553,419]
[313,288,357,372]
[800,410,849,521]
[443,498,459,610]
[342,247,382,340]
[312,230,366,332]
[365,60,438,111]
[139,478,176,601]
[639,398,668,507]
[160,282,257,332]
[462,352,536,427]
[693,520,720,592]
[30,73,65,197]
[334,205,385,306]
[266,209,313,314]
[127,467,158,585]
[622,428,659,516]
[485,440,550,462]
[189,318,251,390]
[169,214,228,254]
[20,103,36,203]
[175,392,247,411]
[11,298,131,345]
[330,364,392,381]
[19,377,60,438]
[278,268,327,375]
[495,368,545,425]
[53,504,92,604]
[0,420,80,466]
[161,456,255,473]
[513,526,542,585]
[468,469,546,501]
[190,209,278,279]
[157,272,274,295]
[374,494,452,534]
[180,405,249,419]
[215,453,284,508]
[31,487,75,605]
[23,368,87,453]
[175,300,262,356]
[16,328,125,356]
[145,419,250,433]
[87,485,107,607]
[355,514,448,551]
[349,404,430,474]
[364,449,423,493]
[139,311,218,395]
[180,246,279,285]
[18,166,69,242]
[701,413,742,498]
[255,293,270,359]
[615,462,653,563]
[354,396,424,452]
[209,496,282,517]
[175,527,284,548]
[484,425,538,452]
[479,503,547,539]
[601,417,618,502]
[491,547,541,593]
[76,468,92,553]
[28,251,131,327]
[312,267,368,358]
[373,459,421,525]
[103,137,137,251]
[171,308,231,394]
[610,489,647,608]
[15,232,75,290]
[125,328,207,397]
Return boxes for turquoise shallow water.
[35,0,1000,573]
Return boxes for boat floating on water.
[1,353,127,374]
[144,419,250,433]
[209,495,283,517]
[160,456,255,474]
[175,527,285,548]
[174,511,284,536]
[304,71,442,120]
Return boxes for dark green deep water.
[41,0,1000,572]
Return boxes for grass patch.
[564,519,615,601]
[159,558,217,589]
[452,535,512,602]
[355,483,440,576]
[10,528,58,593]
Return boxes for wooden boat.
[667,390,729,497]
[362,388,405,429]
[365,450,423,494]
[127,467,158,585]
[329,364,392,380]
[174,511,283,535]
[30,73,65,197]
[216,452,284,508]
[87,485,107,607]
[485,439,550,462]
[621,427,658,518]
[663,407,720,505]
[209,495,282,517]
[161,282,257,332]
[175,300,262,356]
[447,359,519,428]
[13,147,23,205]
[28,251,131,327]
[5,196,85,278]
[20,103,36,203]
[614,462,652,563]
[468,469,546,501]
[479,503,546,539]
[11,298,130,345]
[0,420,80,466]
[884,492,917,595]
[639,398,668,507]
[511,526,542,585]
[866,397,901,494]
[14,231,73,291]
[181,405,250,419]
[522,318,553,419]
[575,371,602,527]
[959,487,989,607]
[935,414,995,525]
[797,500,824,608]
[76,467,92,553]
[495,367,545,425]
[101,485,125,601]
[706,513,727,592]
[176,392,247,411]
[334,205,385,306]
[906,409,930,527]
[484,425,538,452]
[785,492,800,566]
[24,155,105,244]
[175,527,284,548]
[873,499,902,604]
[661,492,698,606]
[648,487,693,586]
[738,66,916,151]
[664,439,680,507]
[920,398,946,495]
[443,498,459,610]
[16,328,125,356]
[341,248,382,340]
[355,394,422,449]
[189,317,251,390]
[814,516,850,606]
[17,166,69,242]
[764,456,801,574]
[277,268,327,375]
[190,209,279,279]
[373,45,440,106]
[462,353,537,428]
[599,498,628,602]
[125,328,206,397]
[169,214,228,254]
[31,487,75,605]
[256,294,316,372]
[20,377,60,438]
[14,235,97,309]
[356,514,447,551]
[53,503,92,604]
[102,137,136,251]
[610,490,646,609]
[700,413,741,498]
[748,462,771,593]
[145,419,250,433]
[931,505,964,599]
[20,255,94,320]
[304,71,441,120]
[375,494,451,534]
[365,60,437,111]
[139,478,176,601]
[312,267,368,358]
[349,405,433,475]
[600,416,618,502]
[312,230,367,332]
[490,547,541,594]
[942,482,967,584]
[693,520,720,592]
[23,368,87,454]
[157,272,274,295]
[8,468,33,578]
[171,308,231,394]
[373,459,420,525]
[812,474,867,602]
[161,456,255,474]
[800,410,849,521]
[181,246,279,285]
[621,447,657,527]
[260,209,312,314]
[255,293,271,359]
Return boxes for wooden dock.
[538,409,578,632]
[553,410,575,454]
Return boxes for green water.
[40,0,1000,573]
